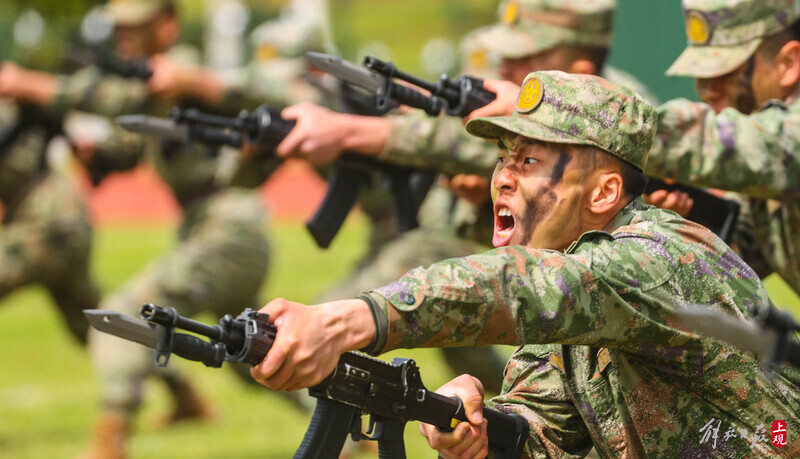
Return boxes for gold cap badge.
[516,76,544,113]
[686,10,711,45]
[502,0,520,25]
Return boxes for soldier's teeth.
[498,208,511,217]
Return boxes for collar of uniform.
[564,197,643,253]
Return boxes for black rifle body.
[168,105,431,248]
[137,304,529,459]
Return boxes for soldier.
[0,1,272,457]
[250,71,800,457]
[643,0,800,298]
[274,0,663,394]
[466,1,800,300]
[0,100,99,345]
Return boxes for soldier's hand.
[147,54,193,101]
[250,298,376,391]
[644,188,694,217]
[275,103,351,165]
[447,174,490,206]
[463,79,520,123]
[0,61,57,105]
[420,375,488,459]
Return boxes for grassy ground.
[1,215,799,458]
[0,215,481,458]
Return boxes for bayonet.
[84,310,159,348]
[307,52,383,93]
[116,114,190,143]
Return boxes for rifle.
[84,305,529,459]
[117,105,432,248]
[676,302,800,370]
[308,52,742,242]
[644,178,740,242]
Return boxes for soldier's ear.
[586,170,623,215]
[567,58,596,76]
[776,40,800,91]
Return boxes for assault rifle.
[309,52,742,242]
[308,52,495,117]
[84,305,529,459]
[117,105,432,248]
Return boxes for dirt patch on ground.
[82,159,327,225]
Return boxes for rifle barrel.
[363,56,437,93]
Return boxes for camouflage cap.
[459,26,500,78]
[474,0,616,60]
[667,0,800,78]
[250,13,325,60]
[105,0,172,27]
[466,71,656,170]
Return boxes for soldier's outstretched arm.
[0,62,59,107]
[274,102,390,164]
[647,99,800,200]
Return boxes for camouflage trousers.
[316,226,509,394]
[0,172,99,344]
[88,188,270,411]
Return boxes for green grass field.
[1,215,799,458]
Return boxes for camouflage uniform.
[52,18,271,411]
[645,0,800,296]
[360,72,800,457]
[0,101,99,343]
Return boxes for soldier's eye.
[523,157,538,165]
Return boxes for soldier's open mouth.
[494,206,515,247]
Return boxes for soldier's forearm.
[13,69,58,107]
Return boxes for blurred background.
[0,1,796,458]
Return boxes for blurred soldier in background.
[0,1,273,457]
[643,0,800,299]
[271,0,661,395]
[0,99,99,346]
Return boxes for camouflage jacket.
[646,96,800,295]
[362,198,800,457]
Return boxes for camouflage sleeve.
[53,66,149,117]
[379,112,498,177]
[361,242,680,353]
[487,345,593,458]
[646,98,800,199]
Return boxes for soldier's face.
[695,50,781,114]
[491,134,586,250]
[499,48,573,85]
[113,11,175,59]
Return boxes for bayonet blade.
[115,115,190,143]
[84,310,159,348]
[306,52,383,93]
[675,305,777,356]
